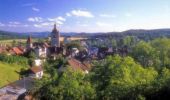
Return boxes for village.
[0,24,129,99]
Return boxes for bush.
[0,54,28,66]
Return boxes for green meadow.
[0,62,26,87]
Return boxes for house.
[107,47,113,53]
[34,59,42,66]
[70,48,79,57]
[58,58,90,74]
[34,45,47,58]
[29,66,43,79]
[11,47,24,55]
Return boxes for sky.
[0,0,170,33]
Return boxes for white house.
[71,48,79,57]
[35,46,47,58]
[34,59,42,66]
[29,66,43,79]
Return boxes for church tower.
[51,23,60,47]
[26,35,33,49]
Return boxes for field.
[0,62,26,87]
[0,39,27,46]
[59,37,87,41]
[0,36,86,46]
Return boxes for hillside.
[0,62,26,87]
[0,30,27,40]
[89,29,170,41]
[1,28,170,40]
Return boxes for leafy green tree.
[111,39,117,47]
[27,51,36,66]
[12,40,17,46]
[131,41,160,68]
[31,66,95,100]
[65,41,83,51]
[90,55,158,99]
[151,38,170,68]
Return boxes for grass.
[0,62,27,87]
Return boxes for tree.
[151,38,170,68]
[31,66,95,100]
[90,55,158,99]
[65,41,83,51]
[12,40,17,46]
[111,39,117,47]
[27,51,36,66]
[131,41,160,69]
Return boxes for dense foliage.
[0,54,28,66]
[131,38,170,70]
[31,68,95,100]
[90,55,158,99]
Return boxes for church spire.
[51,23,60,47]
[27,35,32,44]
[52,23,58,32]
[54,23,57,29]
[26,34,33,49]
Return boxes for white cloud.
[67,10,94,18]
[28,16,65,28]
[28,17,43,22]
[28,18,35,22]
[66,13,71,17]
[57,16,66,21]
[8,21,21,27]
[99,14,116,18]
[7,22,29,27]
[8,24,17,27]
[125,12,132,17]
[0,22,5,26]
[33,22,51,28]
[48,16,66,22]
[33,21,63,28]
[9,21,20,25]
[32,7,40,12]
[33,24,41,28]
[56,20,63,25]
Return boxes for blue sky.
[0,0,170,33]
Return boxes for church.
[26,23,63,59]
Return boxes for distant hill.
[0,30,27,40]
[0,28,170,40]
[89,29,170,40]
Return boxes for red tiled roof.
[18,47,25,52]
[12,47,23,55]
[30,66,43,73]
[68,58,89,72]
